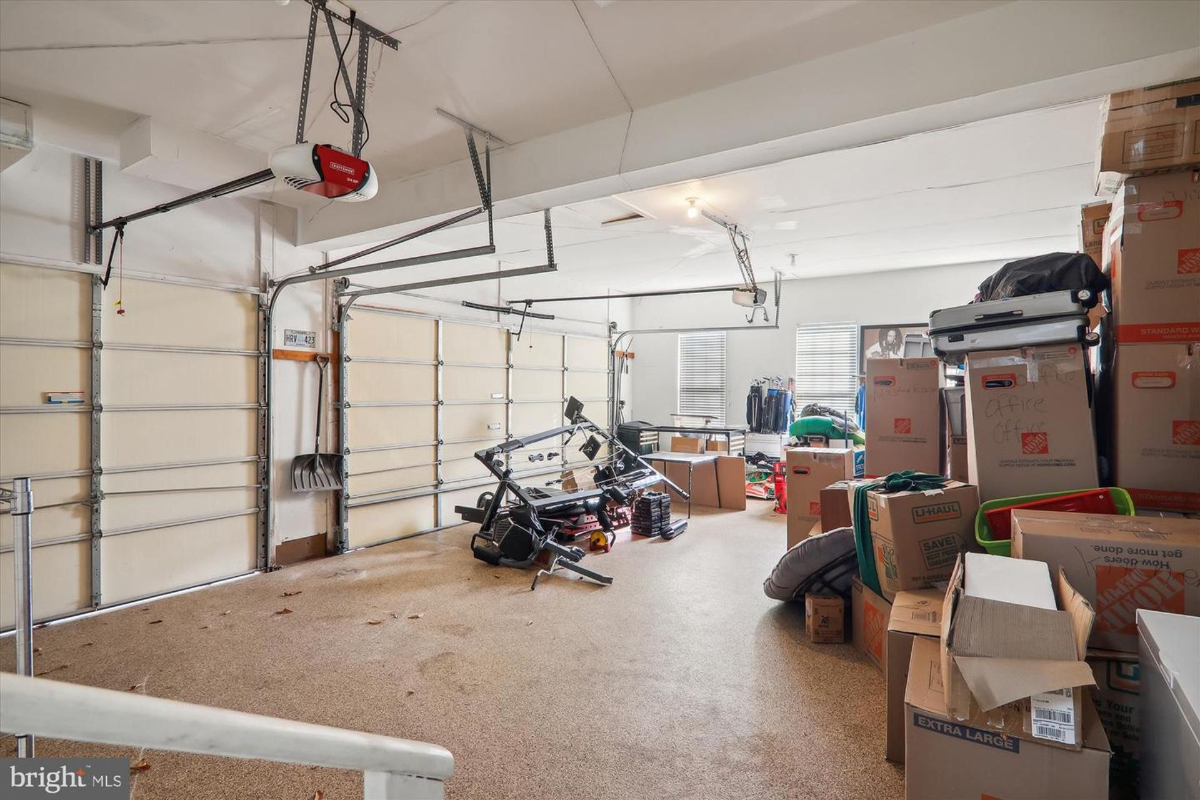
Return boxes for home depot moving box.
[714,455,747,511]
[866,481,979,602]
[1111,343,1200,512]
[1010,511,1200,653]
[1095,78,1200,194]
[964,344,1099,502]
[940,553,1098,750]
[1103,169,1200,344]
[905,637,1110,800]
[886,589,944,764]
[786,447,855,548]
[851,576,891,673]
[1088,649,1142,800]
[865,358,941,478]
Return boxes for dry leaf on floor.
[388,612,398,619]
[407,613,423,620]
[130,758,151,773]
[367,619,383,625]
[128,682,145,692]
[81,642,94,647]
[32,647,42,654]
[35,664,67,677]
[282,590,302,597]
[526,620,534,626]
[221,610,231,616]
[311,791,325,800]
[405,690,415,696]
[148,620,163,625]
[199,625,210,630]
[275,608,293,615]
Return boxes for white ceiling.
[336,98,1103,294]
[0,0,1005,182]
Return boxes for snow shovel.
[291,354,343,492]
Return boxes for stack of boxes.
[780,77,1200,800]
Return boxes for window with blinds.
[794,322,858,417]
[677,331,727,424]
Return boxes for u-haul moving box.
[865,358,941,478]
[905,637,1110,800]
[1111,343,1200,512]
[964,344,1099,502]
[1103,169,1200,344]
[1011,510,1200,653]
[867,481,979,602]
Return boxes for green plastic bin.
[975,487,1136,557]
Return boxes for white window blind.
[794,322,858,417]
[677,331,727,424]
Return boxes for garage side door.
[343,307,437,549]
[0,264,92,627]
[98,278,261,605]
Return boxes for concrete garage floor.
[1,502,901,800]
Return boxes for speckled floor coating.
[1,502,902,799]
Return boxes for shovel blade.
[291,453,344,492]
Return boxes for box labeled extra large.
[964,343,1098,502]
[865,358,941,478]
[1011,510,1200,653]
[867,481,978,602]
[786,447,856,548]
[940,553,1098,750]
[1112,343,1200,512]
[905,637,1110,800]
[1103,169,1200,344]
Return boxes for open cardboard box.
[940,553,1097,750]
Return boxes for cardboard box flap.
[953,657,1097,712]
[949,596,1078,661]
[888,589,944,636]
[905,636,946,715]
[1056,568,1096,660]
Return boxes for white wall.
[628,262,1001,426]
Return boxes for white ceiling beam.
[299,0,1200,248]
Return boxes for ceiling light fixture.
[686,197,700,219]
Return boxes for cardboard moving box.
[865,358,941,478]
[1103,169,1200,344]
[1095,78,1200,193]
[886,588,944,764]
[1010,510,1200,653]
[805,593,845,643]
[1111,342,1200,512]
[1088,649,1142,800]
[941,554,1097,749]
[905,637,1110,800]
[1081,201,1112,267]
[786,448,856,548]
[964,344,1099,502]
[851,576,891,673]
[820,480,854,532]
[866,480,979,602]
[941,387,968,483]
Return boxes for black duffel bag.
[976,252,1110,302]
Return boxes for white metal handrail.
[0,673,454,799]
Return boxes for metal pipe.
[340,263,556,302]
[11,477,35,757]
[308,207,485,274]
[515,284,741,306]
[89,170,276,233]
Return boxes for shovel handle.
[314,355,330,453]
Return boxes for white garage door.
[340,304,611,550]
[0,263,264,628]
